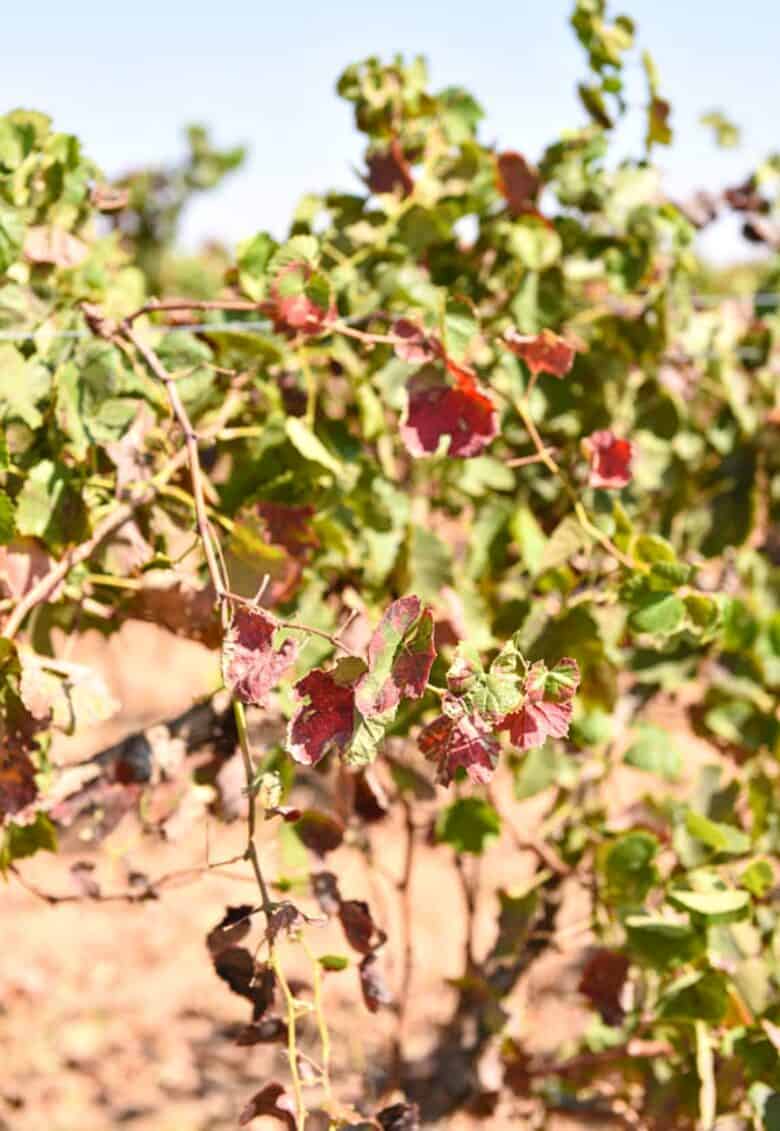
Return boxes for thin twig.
[126,297,262,324]
[233,699,274,917]
[394,798,416,1072]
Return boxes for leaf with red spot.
[268,261,334,336]
[222,605,299,706]
[287,658,364,766]
[503,328,575,378]
[496,151,540,216]
[359,952,393,1013]
[354,596,436,720]
[419,700,500,785]
[392,318,439,364]
[239,1082,296,1128]
[366,138,414,197]
[578,948,630,1026]
[499,658,580,751]
[585,430,633,489]
[401,371,498,459]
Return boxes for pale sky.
[6,0,778,261]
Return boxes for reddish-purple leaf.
[392,318,439,364]
[265,901,306,944]
[585,430,633,489]
[353,767,390,823]
[287,661,360,765]
[239,1082,296,1128]
[268,262,334,336]
[294,809,345,857]
[503,328,575,378]
[496,151,540,216]
[500,658,580,751]
[578,948,630,1026]
[0,748,38,818]
[222,605,298,706]
[418,705,500,785]
[366,138,414,197]
[339,899,386,955]
[354,596,436,719]
[359,952,393,1013]
[256,501,319,558]
[401,373,498,459]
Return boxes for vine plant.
[1,2,780,1128]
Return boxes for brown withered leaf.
[24,225,88,268]
[206,904,254,956]
[129,579,221,648]
[212,948,276,1020]
[294,809,345,857]
[359,953,393,1013]
[578,948,630,1026]
[311,870,342,917]
[235,1018,286,1045]
[238,1082,296,1128]
[339,899,386,955]
[496,151,540,216]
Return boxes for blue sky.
[6,0,778,260]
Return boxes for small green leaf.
[318,954,349,972]
[685,811,750,856]
[602,831,659,906]
[0,812,57,873]
[436,797,501,856]
[629,593,686,636]
[659,971,729,1023]
[0,490,15,544]
[624,724,680,780]
[285,418,343,476]
[669,888,750,917]
[740,859,774,899]
[537,515,589,574]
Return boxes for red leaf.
[402,373,498,459]
[359,952,393,1012]
[287,663,359,766]
[256,502,319,559]
[268,262,334,336]
[392,318,439,364]
[419,703,500,785]
[585,429,633,489]
[339,899,386,955]
[222,605,298,706]
[496,151,540,216]
[239,1082,296,1128]
[366,138,414,197]
[500,658,580,751]
[503,328,575,378]
[578,948,630,1026]
[354,596,436,719]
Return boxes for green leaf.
[436,797,501,856]
[442,297,477,363]
[318,954,349,972]
[514,744,575,799]
[625,915,704,969]
[0,344,51,429]
[15,460,66,538]
[0,203,25,272]
[406,525,452,602]
[602,831,659,906]
[669,888,750,917]
[659,971,729,1024]
[508,215,562,270]
[0,490,15,544]
[740,859,773,899]
[624,724,680,780]
[537,515,589,574]
[285,418,343,476]
[0,812,57,873]
[629,593,686,636]
[685,811,750,856]
[510,505,547,573]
